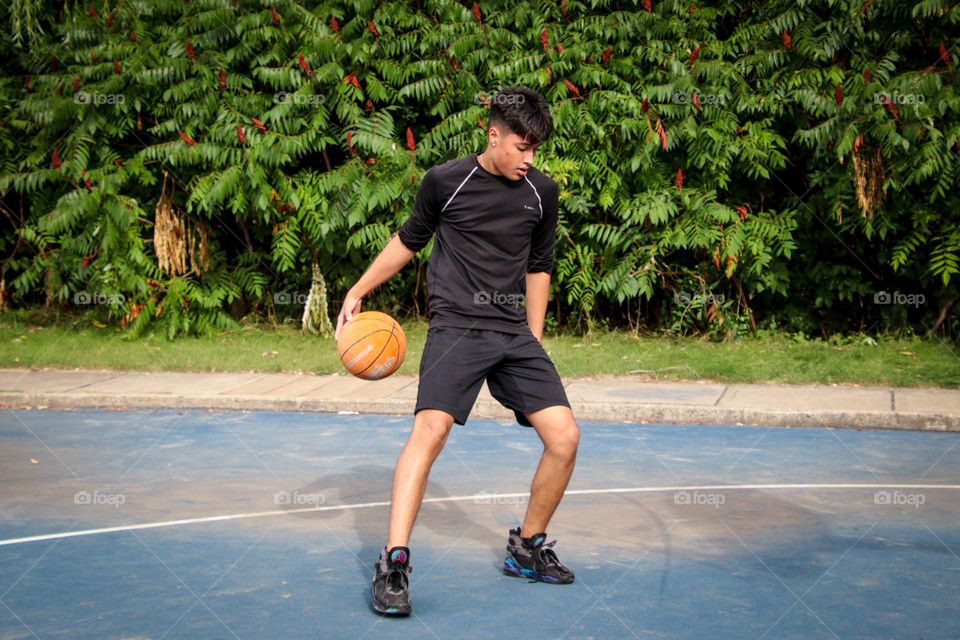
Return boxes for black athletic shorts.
[415,326,570,427]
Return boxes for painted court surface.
[1,409,958,639]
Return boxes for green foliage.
[0,0,957,339]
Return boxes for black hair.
[488,86,554,146]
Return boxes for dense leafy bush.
[1,0,957,338]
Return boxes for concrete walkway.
[0,368,958,431]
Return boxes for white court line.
[1,483,958,547]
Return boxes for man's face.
[489,128,539,181]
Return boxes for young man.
[335,86,579,616]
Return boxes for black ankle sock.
[521,532,547,548]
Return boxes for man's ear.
[487,124,501,147]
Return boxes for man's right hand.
[335,290,363,341]
[333,236,418,341]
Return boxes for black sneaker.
[371,546,412,616]
[502,527,575,584]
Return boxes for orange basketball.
[336,311,406,380]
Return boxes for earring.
[492,143,497,147]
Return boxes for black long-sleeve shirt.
[397,152,559,334]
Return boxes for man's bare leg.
[386,409,455,548]
[519,405,580,538]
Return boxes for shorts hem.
[414,405,466,426]
[512,400,572,427]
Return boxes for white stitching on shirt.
[523,176,543,220]
[442,166,479,212]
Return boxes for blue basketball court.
[1,409,958,639]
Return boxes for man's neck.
[477,150,502,176]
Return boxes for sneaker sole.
[370,583,411,616]
[502,556,574,584]
[370,594,411,616]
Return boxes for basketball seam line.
[355,321,396,377]
[337,319,396,359]
[338,328,394,361]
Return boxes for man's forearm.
[351,235,417,297]
[526,272,551,341]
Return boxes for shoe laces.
[535,539,558,560]
[385,568,409,594]
[384,560,411,594]
[533,539,570,572]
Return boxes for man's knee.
[551,421,580,460]
[410,409,455,455]
[527,407,579,460]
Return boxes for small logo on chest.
[523,204,537,211]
